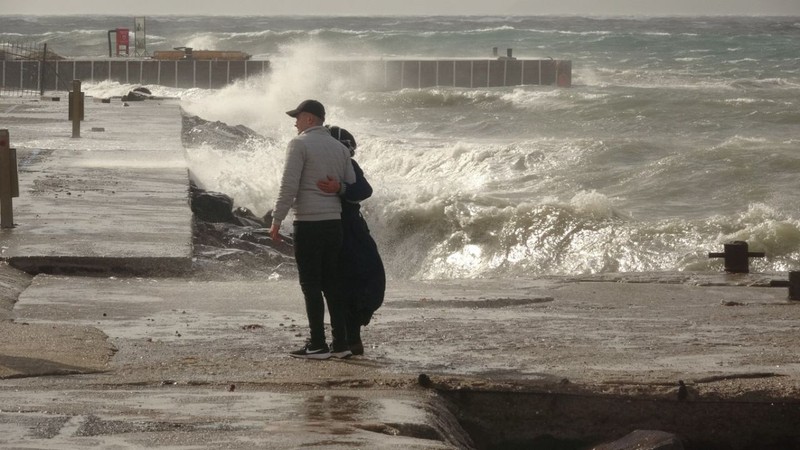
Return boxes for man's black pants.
[293,220,346,348]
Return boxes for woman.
[317,126,385,356]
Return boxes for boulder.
[191,189,234,223]
[121,86,152,102]
[593,430,684,450]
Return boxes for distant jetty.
[2,57,571,92]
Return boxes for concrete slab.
[7,274,800,396]
[2,273,473,447]
[0,321,114,379]
[0,387,468,449]
[0,263,31,321]
[0,97,192,274]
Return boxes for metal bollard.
[708,240,765,274]
[790,271,800,301]
[0,129,20,228]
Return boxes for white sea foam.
[183,34,220,51]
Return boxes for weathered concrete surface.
[0,262,31,321]
[0,265,111,382]
[0,321,114,379]
[591,429,684,450]
[0,97,192,274]
[0,275,473,447]
[8,274,800,397]
[3,273,800,447]
[0,385,469,449]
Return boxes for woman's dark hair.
[327,125,357,155]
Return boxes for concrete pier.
[0,97,192,275]
[2,58,572,92]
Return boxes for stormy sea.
[2,15,799,279]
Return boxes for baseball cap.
[285,99,325,121]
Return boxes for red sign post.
[116,28,130,56]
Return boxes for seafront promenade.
[1,96,799,449]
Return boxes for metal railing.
[2,54,571,93]
[1,41,68,97]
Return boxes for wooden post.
[708,241,765,274]
[70,79,83,138]
[723,241,749,273]
[39,43,48,97]
[789,271,800,301]
[0,129,16,228]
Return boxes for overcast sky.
[5,0,800,16]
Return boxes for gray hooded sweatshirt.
[272,126,356,224]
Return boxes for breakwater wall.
[1,58,571,92]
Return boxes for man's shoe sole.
[330,350,353,359]
[289,352,331,360]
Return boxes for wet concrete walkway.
[0,96,192,274]
[1,97,799,449]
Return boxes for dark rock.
[677,380,688,401]
[121,86,152,102]
[232,206,266,228]
[187,170,296,278]
[593,430,684,450]
[418,373,432,388]
[181,113,266,148]
[191,189,234,223]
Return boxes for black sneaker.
[330,344,353,359]
[289,343,331,360]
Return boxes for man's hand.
[270,222,282,243]
[317,175,341,194]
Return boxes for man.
[271,99,356,359]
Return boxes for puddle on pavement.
[0,388,468,448]
[391,297,554,309]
